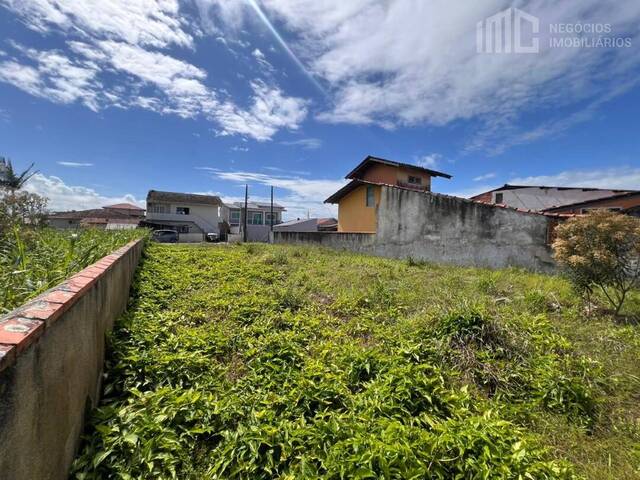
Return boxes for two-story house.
[324,155,452,232]
[145,190,225,242]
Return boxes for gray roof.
[147,190,223,206]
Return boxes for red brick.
[41,289,76,305]
[0,343,16,372]
[0,317,44,353]
[19,301,65,324]
[65,275,96,295]
[80,266,107,278]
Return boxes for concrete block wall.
[272,231,376,252]
[0,239,145,480]
[274,187,557,272]
[375,187,556,272]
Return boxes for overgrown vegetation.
[553,210,640,316]
[72,244,640,479]
[0,227,146,312]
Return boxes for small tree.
[553,210,640,316]
[0,190,48,230]
[0,157,37,191]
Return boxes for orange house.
[324,156,452,232]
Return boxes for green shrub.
[0,226,146,312]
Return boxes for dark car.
[152,229,178,243]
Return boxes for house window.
[149,203,169,214]
[248,212,263,225]
[408,175,422,185]
[176,207,190,215]
[179,225,190,233]
[230,210,240,225]
[366,185,375,207]
[495,192,504,204]
[266,213,278,225]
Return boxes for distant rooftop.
[147,190,223,206]
[103,203,144,211]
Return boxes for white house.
[145,190,225,242]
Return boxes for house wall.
[276,187,557,272]
[356,163,431,191]
[337,184,381,232]
[491,187,623,210]
[0,239,144,480]
[147,203,222,233]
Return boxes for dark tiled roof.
[49,209,133,220]
[147,190,223,206]
[345,155,452,180]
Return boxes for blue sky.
[1,0,639,219]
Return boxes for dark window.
[366,185,375,207]
[495,192,504,204]
[408,175,422,185]
[266,213,278,225]
[249,212,263,225]
[230,210,240,224]
[176,207,190,215]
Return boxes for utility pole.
[243,184,248,243]
[270,185,274,232]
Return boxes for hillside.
[72,243,640,479]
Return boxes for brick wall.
[0,239,145,480]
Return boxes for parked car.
[205,232,219,242]
[152,229,178,243]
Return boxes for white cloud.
[0,2,309,141]
[473,172,496,182]
[251,47,275,73]
[0,48,102,110]
[416,153,441,169]
[280,137,322,149]
[23,173,143,211]
[57,161,93,167]
[2,0,192,48]
[214,80,308,140]
[251,0,640,149]
[199,167,345,218]
[508,167,640,191]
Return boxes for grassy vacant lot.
[72,243,640,479]
[0,227,145,313]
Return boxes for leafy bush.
[0,226,146,312]
[553,210,640,315]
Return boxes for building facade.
[145,190,226,242]
[324,155,452,232]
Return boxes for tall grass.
[0,227,147,313]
